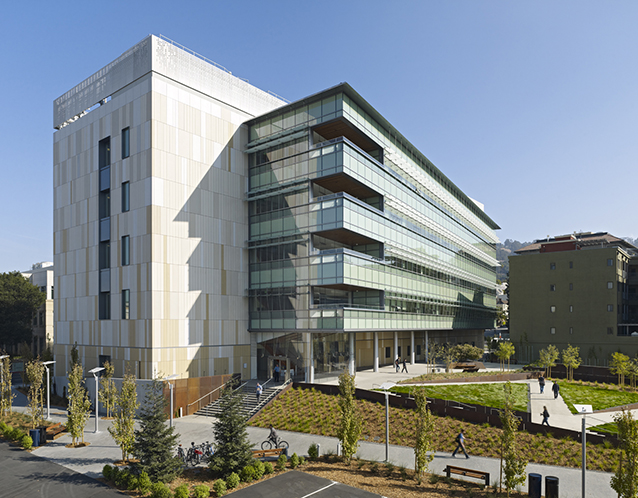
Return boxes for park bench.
[462,366,479,373]
[252,447,287,459]
[45,422,66,440]
[445,465,490,488]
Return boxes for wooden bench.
[252,447,287,459]
[445,465,490,488]
[45,422,66,440]
[462,366,479,373]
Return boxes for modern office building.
[509,232,638,365]
[53,35,499,381]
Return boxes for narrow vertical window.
[122,127,130,159]
[122,182,130,212]
[122,235,130,266]
[122,289,130,319]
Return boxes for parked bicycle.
[177,441,215,466]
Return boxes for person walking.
[541,406,550,426]
[552,381,560,399]
[452,428,469,459]
[273,364,280,382]
[256,382,263,404]
[538,375,545,394]
[402,358,408,373]
[395,358,400,372]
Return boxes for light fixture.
[89,367,105,433]
[163,374,178,428]
[42,361,56,420]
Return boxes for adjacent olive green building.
[509,232,638,365]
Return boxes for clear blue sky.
[1,1,637,273]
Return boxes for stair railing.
[188,377,246,415]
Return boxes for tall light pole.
[379,382,396,462]
[164,374,178,428]
[574,404,592,498]
[0,355,9,417]
[42,361,56,420]
[89,367,105,433]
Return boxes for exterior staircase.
[195,378,289,419]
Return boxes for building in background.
[509,232,638,365]
[21,262,54,357]
[53,36,499,382]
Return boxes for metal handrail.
[187,378,245,413]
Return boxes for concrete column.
[349,333,355,376]
[410,331,415,365]
[394,332,398,360]
[425,330,429,369]
[373,331,379,372]
[309,335,315,383]
[286,357,290,382]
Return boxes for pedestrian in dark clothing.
[541,406,550,426]
[395,358,400,372]
[552,381,560,399]
[452,429,469,458]
[273,364,280,382]
[402,358,408,373]
[538,375,545,394]
[256,383,263,404]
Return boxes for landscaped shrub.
[126,473,138,491]
[102,464,113,480]
[226,472,240,489]
[137,471,152,494]
[173,484,189,498]
[21,435,33,450]
[289,453,300,469]
[192,484,210,498]
[149,481,173,498]
[252,460,265,480]
[299,456,306,466]
[110,467,120,482]
[114,468,129,488]
[14,430,26,441]
[213,479,226,497]
[276,453,287,471]
[0,422,7,433]
[239,465,255,483]
[308,443,319,460]
[263,462,274,475]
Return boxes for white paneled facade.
[53,35,284,379]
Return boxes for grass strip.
[557,381,638,414]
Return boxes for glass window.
[99,292,110,320]
[550,306,556,313]
[122,182,130,212]
[122,236,130,266]
[608,304,614,312]
[385,346,391,358]
[607,281,613,289]
[569,305,573,312]
[569,283,573,291]
[550,327,556,334]
[122,289,130,319]
[122,127,130,159]
[550,284,556,291]
[608,258,614,266]
[569,261,573,269]
[550,263,556,270]
[570,327,573,334]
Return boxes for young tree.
[336,371,362,462]
[539,345,559,378]
[133,378,182,483]
[629,360,638,392]
[499,382,527,496]
[412,388,435,484]
[611,409,638,498]
[108,373,139,462]
[66,363,91,446]
[496,342,515,371]
[25,359,45,429]
[426,340,440,373]
[441,343,459,373]
[0,272,46,347]
[69,342,81,369]
[0,354,14,418]
[611,352,631,388]
[100,361,117,419]
[561,344,582,381]
[209,382,253,477]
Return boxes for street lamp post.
[42,361,56,420]
[574,404,592,498]
[164,375,178,428]
[89,367,105,433]
[379,382,396,462]
[0,355,9,417]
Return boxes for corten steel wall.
[546,364,620,385]
[163,373,238,416]
[292,383,619,448]
[400,371,540,386]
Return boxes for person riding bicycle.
[269,424,279,445]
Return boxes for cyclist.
[268,424,279,446]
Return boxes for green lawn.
[389,382,529,412]
[558,382,638,414]
[589,422,618,436]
